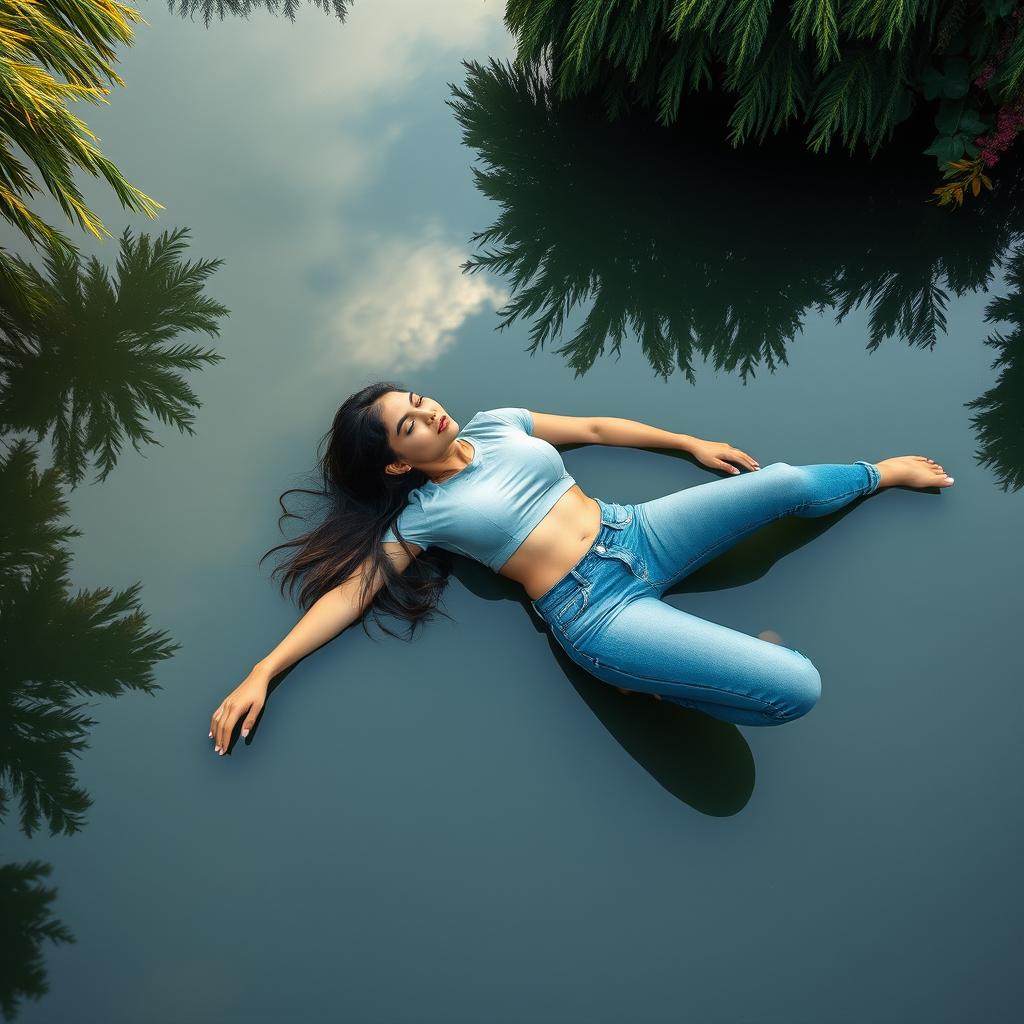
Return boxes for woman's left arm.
[592,417,761,475]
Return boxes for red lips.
[438,416,447,433]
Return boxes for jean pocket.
[554,584,589,633]
[601,506,633,530]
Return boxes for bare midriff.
[496,484,602,601]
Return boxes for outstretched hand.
[209,667,270,755]
[690,440,760,476]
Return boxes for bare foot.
[873,456,954,490]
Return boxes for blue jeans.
[531,461,882,727]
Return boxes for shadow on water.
[448,58,1024,492]
[0,228,227,1020]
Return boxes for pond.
[3,3,1021,1022]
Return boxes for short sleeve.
[485,407,533,435]
[382,500,432,549]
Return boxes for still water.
[3,3,1021,1022]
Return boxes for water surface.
[3,4,1021,1022]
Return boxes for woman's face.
[377,389,459,474]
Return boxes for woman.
[208,381,954,754]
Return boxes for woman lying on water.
[208,381,954,754]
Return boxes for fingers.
[219,708,239,755]
[209,705,223,748]
[212,702,245,756]
[724,449,760,473]
[210,696,264,756]
[213,705,230,755]
[240,702,262,740]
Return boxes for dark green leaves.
[935,98,990,136]
[983,0,1016,19]
[958,108,990,135]
[927,99,989,167]
[921,57,971,100]
[924,134,977,163]
[504,1,1020,168]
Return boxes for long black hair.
[259,380,453,640]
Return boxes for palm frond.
[0,0,162,253]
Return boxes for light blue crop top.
[381,407,578,570]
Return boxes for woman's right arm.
[209,541,421,754]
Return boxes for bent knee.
[759,461,809,497]
[773,655,822,722]
[762,461,799,476]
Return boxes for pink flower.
[946,13,1024,176]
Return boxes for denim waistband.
[531,498,630,620]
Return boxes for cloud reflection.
[317,225,509,372]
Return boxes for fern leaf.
[667,0,728,42]
[657,31,714,123]
[841,0,920,50]
[806,49,876,154]
[989,25,1024,102]
[789,0,841,75]
[656,41,692,125]
[723,0,773,71]
[866,46,910,156]
[726,31,811,145]
[564,0,618,80]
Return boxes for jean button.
[595,544,606,553]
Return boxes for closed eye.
[406,394,423,434]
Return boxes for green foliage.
[725,29,811,145]
[0,439,181,839]
[0,219,222,1017]
[789,0,840,76]
[0,861,76,1020]
[165,0,353,28]
[503,0,1024,167]
[0,228,229,487]
[0,0,163,269]
[922,57,971,101]
[969,241,1024,492]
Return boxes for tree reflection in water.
[0,227,228,1019]
[449,58,1024,492]
[166,0,352,28]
